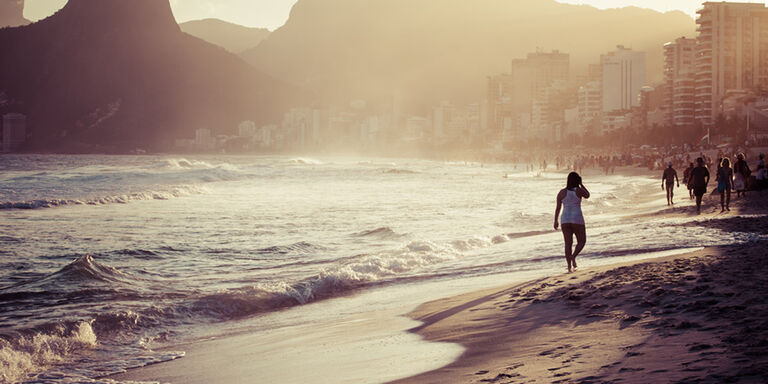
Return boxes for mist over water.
[0,155,759,383]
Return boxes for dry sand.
[394,190,768,384]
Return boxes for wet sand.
[112,181,768,384]
[394,190,768,384]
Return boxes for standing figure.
[733,154,751,198]
[554,172,590,273]
[662,162,680,206]
[688,157,710,214]
[717,157,734,212]
[683,162,695,199]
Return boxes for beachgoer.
[662,162,680,206]
[717,157,733,212]
[688,157,710,214]
[757,154,767,190]
[683,162,695,199]
[734,154,751,198]
[554,172,590,273]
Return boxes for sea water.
[0,155,760,383]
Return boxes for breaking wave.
[0,322,98,384]
[354,227,408,240]
[0,185,205,210]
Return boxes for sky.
[22,0,768,30]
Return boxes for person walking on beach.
[733,154,751,198]
[554,172,590,273]
[689,157,710,214]
[683,162,695,199]
[662,162,680,206]
[717,157,734,212]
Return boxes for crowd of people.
[665,151,766,213]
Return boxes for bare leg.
[667,186,674,205]
[696,194,703,214]
[562,224,574,272]
[721,191,725,212]
[572,224,587,269]
[726,189,731,211]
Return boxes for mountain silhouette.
[0,0,29,27]
[0,0,296,152]
[242,0,695,112]
[181,18,270,54]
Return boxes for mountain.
[180,18,270,54]
[242,0,696,112]
[0,0,29,27]
[0,0,297,152]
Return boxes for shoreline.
[392,192,768,384]
[108,173,768,384]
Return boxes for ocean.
[0,155,759,383]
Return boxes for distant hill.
[0,0,30,27]
[180,18,270,54]
[242,0,696,112]
[0,0,298,152]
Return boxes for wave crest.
[0,322,97,384]
[0,185,205,210]
[355,227,407,240]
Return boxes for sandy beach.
[106,179,768,384]
[394,190,768,384]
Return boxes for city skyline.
[23,0,767,29]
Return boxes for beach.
[111,180,768,384]
[394,192,768,384]
[2,156,765,383]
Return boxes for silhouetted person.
[734,153,750,198]
[688,157,710,214]
[554,172,590,272]
[683,162,695,199]
[662,162,679,206]
[717,157,733,212]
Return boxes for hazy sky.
[23,0,768,29]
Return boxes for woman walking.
[554,172,590,272]
[733,154,750,198]
[717,157,733,212]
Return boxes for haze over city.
[2,1,768,384]
[23,0,768,27]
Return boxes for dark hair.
[696,157,704,165]
[721,157,731,168]
[566,172,581,190]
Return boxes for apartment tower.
[664,37,697,127]
[695,2,768,127]
[601,45,646,113]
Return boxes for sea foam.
[0,322,97,384]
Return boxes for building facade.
[664,37,697,127]
[602,45,646,113]
[695,2,768,127]
[487,50,570,145]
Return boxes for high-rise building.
[695,2,768,127]
[664,37,697,127]
[1,113,26,153]
[601,45,646,113]
[487,50,569,144]
[577,81,602,133]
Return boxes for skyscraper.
[487,50,569,144]
[664,37,697,127]
[695,2,768,127]
[601,45,646,113]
